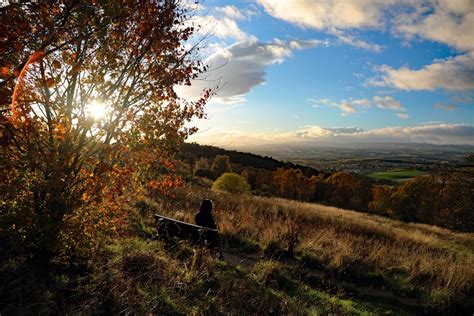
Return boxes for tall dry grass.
[145,185,473,308]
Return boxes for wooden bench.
[153,214,220,249]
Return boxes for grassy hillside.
[3,187,472,314]
[138,187,474,314]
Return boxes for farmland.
[368,169,428,181]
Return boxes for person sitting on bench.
[195,199,218,248]
[195,199,217,229]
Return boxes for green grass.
[368,169,427,181]
[3,187,472,314]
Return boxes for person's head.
[200,199,213,214]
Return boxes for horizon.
[1,2,472,314]
[177,0,474,148]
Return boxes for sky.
[177,0,474,147]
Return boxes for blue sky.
[178,0,474,147]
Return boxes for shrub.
[212,173,251,194]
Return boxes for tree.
[253,169,273,195]
[308,174,329,202]
[272,168,314,201]
[367,173,473,231]
[388,176,432,222]
[211,154,231,178]
[193,157,213,178]
[325,172,373,210]
[241,167,258,190]
[368,185,393,216]
[436,172,474,232]
[0,1,209,269]
[212,172,251,194]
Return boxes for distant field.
[368,169,427,181]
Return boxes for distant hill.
[235,142,474,161]
[180,142,322,177]
[229,142,474,173]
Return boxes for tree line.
[181,151,473,232]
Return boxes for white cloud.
[339,101,356,115]
[198,15,251,41]
[368,52,474,91]
[356,123,474,145]
[351,98,371,108]
[308,98,331,107]
[258,1,474,52]
[258,0,474,92]
[213,5,259,20]
[257,0,388,52]
[257,0,397,30]
[177,38,322,104]
[435,102,459,111]
[394,0,474,52]
[190,4,260,42]
[329,28,382,52]
[336,98,371,115]
[190,123,474,146]
[310,96,406,115]
[397,113,409,120]
[291,126,364,138]
[213,5,246,20]
[310,97,370,115]
[373,95,406,111]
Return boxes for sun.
[86,100,108,120]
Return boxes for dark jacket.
[195,211,217,230]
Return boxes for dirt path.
[221,249,421,309]
[222,251,259,271]
[358,286,420,307]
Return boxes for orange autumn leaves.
[0,0,210,259]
